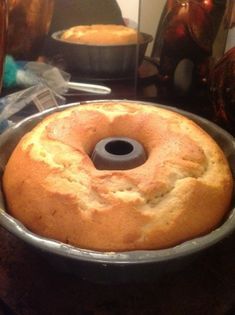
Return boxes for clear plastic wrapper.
[0,83,65,133]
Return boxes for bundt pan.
[50,31,153,79]
[0,100,235,284]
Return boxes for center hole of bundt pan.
[91,137,147,170]
[105,140,134,155]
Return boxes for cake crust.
[61,24,139,45]
[3,102,233,251]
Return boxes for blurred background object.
[209,0,235,133]
[210,47,235,128]
[3,0,234,124]
[151,0,229,96]
[0,0,7,93]
[7,0,55,60]
[224,0,235,52]
[48,0,124,35]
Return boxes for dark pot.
[51,31,153,79]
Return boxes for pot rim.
[51,30,153,48]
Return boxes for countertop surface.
[1,226,235,315]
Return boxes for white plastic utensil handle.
[68,82,111,95]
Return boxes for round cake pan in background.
[0,100,234,284]
[50,31,153,79]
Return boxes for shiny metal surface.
[67,81,111,94]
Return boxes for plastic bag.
[0,83,65,133]
[24,62,71,94]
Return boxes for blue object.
[3,55,39,89]
[3,55,19,88]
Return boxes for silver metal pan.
[0,100,234,283]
